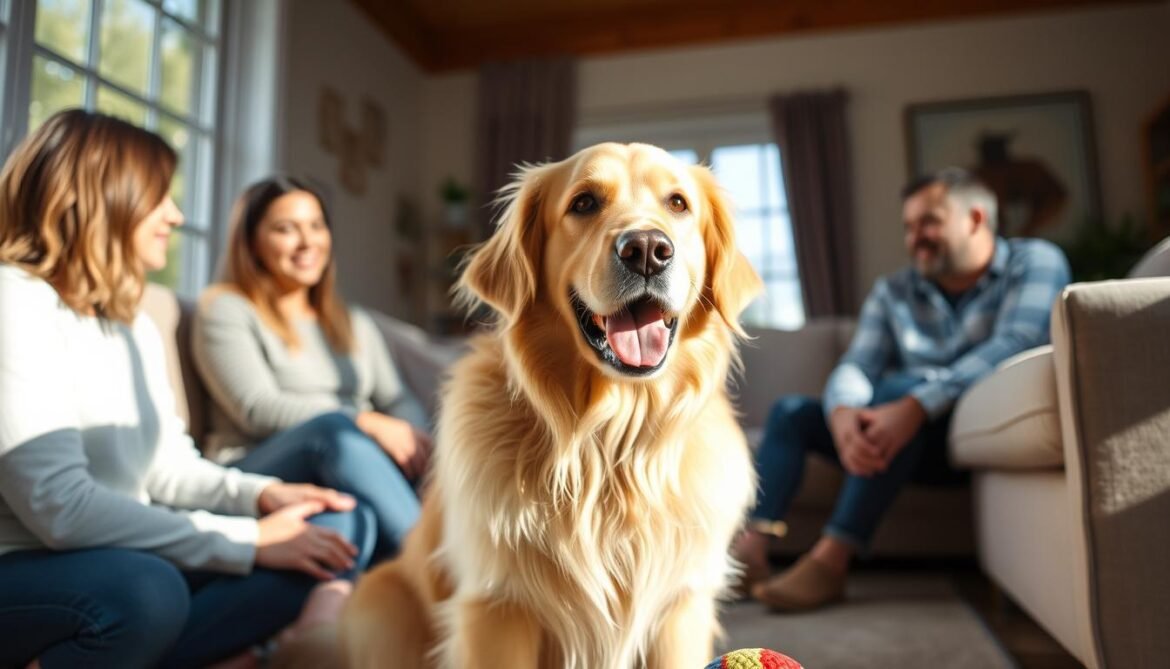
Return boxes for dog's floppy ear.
[690,165,763,336]
[457,164,548,323]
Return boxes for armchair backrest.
[139,283,210,443]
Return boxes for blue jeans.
[751,374,966,550]
[231,412,420,562]
[0,508,375,669]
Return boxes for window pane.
[147,228,182,288]
[764,279,805,330]
[159,19,195,115]
[711,144,763,210]
[707,141,804,330]
[198,42,217,120]
[669,148,697,165]
[156,116,190,208]
[162,0,197,23]
[29,55,84,131]
[764,211,794,258]
[99,0,153,95]
[763,143,787,210]
[96,85,146,124]
[35,0,90,61]
[740,297,763,327]
[736,212,767,271]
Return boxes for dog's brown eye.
[570,193,598,215]
[668,194,688,213]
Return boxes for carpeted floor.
[717,572,1016,669]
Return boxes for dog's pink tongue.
[604,302,669,368]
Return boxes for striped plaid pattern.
[824,237,1071,419]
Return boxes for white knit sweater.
[0,264,276,574]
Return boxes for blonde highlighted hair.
[214,177,353,352]
[0,108,176,322]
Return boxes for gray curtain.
[474,57,577,241]
[768,89,857,318]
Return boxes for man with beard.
[734,168,1071,611]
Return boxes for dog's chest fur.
[433,336,754,668]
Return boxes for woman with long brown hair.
[193,177,430,562]
[0,110,376,668]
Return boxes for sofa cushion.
[367,311,468,420]
[950,345,1063,470]
[736,318,855,430]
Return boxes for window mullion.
[145,4,161,129]
[2,0,37,155]
[85,0,104,109]
[759,145,773,293]
[191,23,206,125]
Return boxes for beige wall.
[280,0,425,320]
[419,3,1170,298]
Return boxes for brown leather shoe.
[732,554,772,598]
[730,530,774,597]
[750,554,846,611]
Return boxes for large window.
[2,0,221,296]
[575,111,806,330]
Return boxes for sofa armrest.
[366,312,468,421]
[950,345,1063,470]
[1052,278,1170,668]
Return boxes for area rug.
[718,572,1015,669]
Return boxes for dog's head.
[459,142,761,380]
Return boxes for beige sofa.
[143,287,973,559]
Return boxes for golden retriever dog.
[342,142,762,668]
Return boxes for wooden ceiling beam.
[352,0,1157,73]
[349,0,440,69]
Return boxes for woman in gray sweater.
[0,110,374,668]
[193,177,429,563]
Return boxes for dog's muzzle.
[571,291,679,376]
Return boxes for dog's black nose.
[616,229,674,277]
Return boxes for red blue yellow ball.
[704,647,803,669]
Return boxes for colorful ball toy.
[704,647,804,669]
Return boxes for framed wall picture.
[1144,94,1170,238]
[905,91,1101,243]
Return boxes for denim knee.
[306,414,385,465]
[764,395,823,444]
[301,411,362,440]
[91,552,189,659]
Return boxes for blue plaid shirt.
[824,237,1071,419]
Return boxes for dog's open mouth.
[572,292,679,375]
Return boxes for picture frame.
[905,90,1102,243]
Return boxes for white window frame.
[574,106,806,330]
[0,0,226,297]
